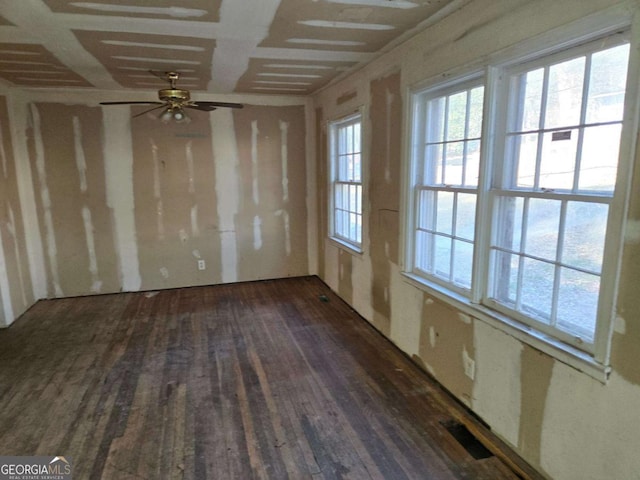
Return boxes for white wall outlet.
[197,259,206,270]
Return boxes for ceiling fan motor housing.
[158,88,191,103]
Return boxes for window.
[411,80,484,293]
[406,30,632,364]
[329,113,363,250]
[488,38,630,348]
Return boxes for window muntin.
[488,41,630,347]
[413,83,484,292]
[330,114,362,248]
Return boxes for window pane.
[586,44,630,124]
[513,133,538,188]
[539,129,578,190]
[417,189,435,230]
[517,68,544,132]
[447,91,468,141]
[453,240,473,288]
[436,191,454,234]
[425,143,443,184]
[335,209,344,236]
[464,139,481,186]
[353,122,361,153]
[353,153,362,182]
[545,56,585,129]
[415,230,433,272]
[563,202,607,273]
[434,235,451,278]
[468,86,485,138]
[557,268,599,342]
[345,124,353,153]
[456,193,476,241]
[579,124,621,192]
[427,96,446,143]
[444,142,464,185]
[490,250,519,306]
[521,258,555,322]
[350,212,357,240]
[493,196,524,252]
[525,198,560,260]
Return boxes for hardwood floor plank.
[0,277,541,480]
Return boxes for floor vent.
[441,420,495,460]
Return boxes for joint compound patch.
[615,316,627,335]
[625,220,640,244]
[429,326,436,348]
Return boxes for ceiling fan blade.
[185,103,217,112]
[100,101,163,105]
[192,101,244,110]
[132,104,167,118]
[148,69,169,80]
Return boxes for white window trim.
[401,9,640,383]
[328,109,365,254]
[406,73,485,296]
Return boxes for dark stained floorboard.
[0,277,537,479]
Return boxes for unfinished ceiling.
[0,0,462,96]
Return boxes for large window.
[406,31,632,363]
[329,113,363,250]
[412,80,484,293]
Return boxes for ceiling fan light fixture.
[173,108,189,123]
[160,107,173,123]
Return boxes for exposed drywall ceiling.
[0,0,462,95]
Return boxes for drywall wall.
[7,92,309,308]
[313,0,640,478]
[0,95,34,327]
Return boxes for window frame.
[328,111,364,253]
[402,19,638,381]
[407,75,485,296]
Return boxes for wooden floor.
[0,277,535,479]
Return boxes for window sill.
[328,236,363,256]
[401,272,611,383]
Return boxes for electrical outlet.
[197,259,206,270]
[463,348,475,380]
[464,357,475,380]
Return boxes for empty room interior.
[1,0,640,478]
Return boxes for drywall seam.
[30,104,63,297]
[7,203,27,308]
[211,108,240,283]
[275,209,291,256]
[253,215,263,250]
[7,94,46,300]
[81,206,102,293]
[251,119,260,205]
[0,116,7,179]
[385,87,394,183]
[280,120,289,202]
[186,140,196,194]
[102,107,141,291]
[190,204,200,237]
[72,116,88,192]
[150,139,165,241]
[0,228,13,324]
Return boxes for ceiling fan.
[100,71,243,122]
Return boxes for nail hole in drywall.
[440,420,494,460]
